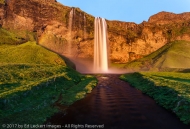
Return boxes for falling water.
[68,8,74,56]
[94,17,109,72]
[83,14,87,39]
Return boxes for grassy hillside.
[120,72,190,124]
[0,28,30,45]
[0,41,66,65]
[0,28,98,124]
[0,64,97,124]
[124,40,190,71]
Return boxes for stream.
[46,74,190,129]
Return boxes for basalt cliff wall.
[1,0,190,63]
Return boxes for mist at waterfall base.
[70,57,128,74]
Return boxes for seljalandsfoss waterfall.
[94,17,109,73]
[65,15,126,74]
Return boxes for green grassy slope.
[124,40,190,71]
[0,28,29,45]
[120,72,190,124]
[0,41,66,65]
[0,64,97,124]
[0,28,98,124]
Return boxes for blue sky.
[57,0,190,24]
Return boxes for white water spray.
[94,17,109,72]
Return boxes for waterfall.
[68,8,74,56]
[83,14,87,40]
[94,17,109,72]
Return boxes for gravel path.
[46,74,190,129]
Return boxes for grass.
[120,72,190,124]
[0,41,66,65]
[124,40,190,71]
[0,37,98,124]
[110,63,127,69]
[162,24,190,40]
[0,64,97,124]
[0,27,37,46]
[0,28,19,44]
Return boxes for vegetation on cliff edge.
[0,0,4,4]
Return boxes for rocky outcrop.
[148,11,190,24]
[0,2,4,26]
[106,12,190,63]
[2,0,69,31]
[0,0,190,63]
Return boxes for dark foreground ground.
[46,74,190,129]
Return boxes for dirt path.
[46,74,190,129]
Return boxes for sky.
[57,0,190,24]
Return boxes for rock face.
[148,11,190,24]
[1,0,190,63]
[0,1,4,26]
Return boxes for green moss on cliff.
[0,28,23,45]
[0,27,37,45]
[52,2,70,23]
[0,0,4,4]
[161,23,190,41]
[85,13,94,38]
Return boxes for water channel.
[47,74,190,129]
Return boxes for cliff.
[124,40,190,71]
[1,0,190,63]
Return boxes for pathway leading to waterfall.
[47,74,190,129]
